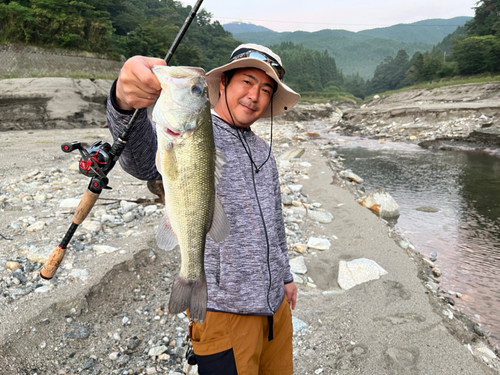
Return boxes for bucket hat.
[205,43,300,117]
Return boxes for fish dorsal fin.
[156,215,179,251]
[214,149,226,186]
[208,196,230,243]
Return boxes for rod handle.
[40,245,67,280]
[73,189,100,225]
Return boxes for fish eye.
[191,84,203,96]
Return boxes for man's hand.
[284,282,297,310]
[116,56,167,110]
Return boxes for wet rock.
[307,237,331,251]
[357,189,400,219]
[475,343,496,359]
[338,258,388,290]
[416,206,440,213]
[432,268,442,277]
[339,170,364,184]
[290,256,307,274]
[473,324,490,337]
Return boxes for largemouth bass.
[152,65,230,322]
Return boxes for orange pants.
[189,297,293,375]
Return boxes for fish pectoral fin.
[207,196,230,243]
[156,215,179,250]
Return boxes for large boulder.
[357,189,400,219]
[338,258,388,290]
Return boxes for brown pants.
[190,297,293,375]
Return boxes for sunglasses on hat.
[229,50,286,81]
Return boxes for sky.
[181,0,477,33]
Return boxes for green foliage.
[0,0,239,69]
[466,0,500,36]
[453,35,500,74]
[269,42,344,94]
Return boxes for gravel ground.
[0,119,498,375]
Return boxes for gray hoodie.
[107,82,293,315]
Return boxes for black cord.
[223,75,274,173]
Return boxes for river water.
[313,128,500,345]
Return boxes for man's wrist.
[110,79,135,115]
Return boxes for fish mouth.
[166,128,181,137]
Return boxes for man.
[107,43,300,375]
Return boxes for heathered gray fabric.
[106,85,293,316]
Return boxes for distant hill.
[230,17,471,79]
[232,29,432,79]
[222,22,274,34]
[358,17,472,45]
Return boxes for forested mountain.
[362,0,500,97]
[232,29,432,79]
[223,22,273,34]
[358,17,472,45]
[226,17,471,79]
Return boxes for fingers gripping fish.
[152,65,230,323]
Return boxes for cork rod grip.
[73,189,100,225]
[40,245,67,279]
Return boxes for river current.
[307,125,500,345]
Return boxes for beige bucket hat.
[205,43,300,118]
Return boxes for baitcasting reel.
[61,140,114,192]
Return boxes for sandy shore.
[0,120,498,374]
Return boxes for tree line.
[0,0,239,70]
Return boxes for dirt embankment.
[339,82,500,148]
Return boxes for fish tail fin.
[169,275,207,323]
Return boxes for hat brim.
[206,58,300,118]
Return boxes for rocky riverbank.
[1,116,499,374]
[338,81,500,151]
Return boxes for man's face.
[214,68,275,129]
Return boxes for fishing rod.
[40,0,205,280]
